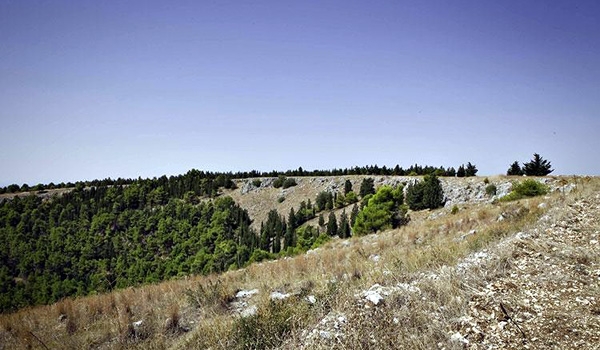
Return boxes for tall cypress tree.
[339,210,351,238]
[327,212,338,237]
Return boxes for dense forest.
[0,166,451,313]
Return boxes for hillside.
[1,175,597,349]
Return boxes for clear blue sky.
[1,0,599,186]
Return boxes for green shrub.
[248,249,275,263]
[252,179,262,187]
[485,184,497,196]
[273,176,286,188]
[277,196,285,203]
[345,191,358,204]
[352,185,407,235]
[499,179,548,202]
[282,178,297,189]
[451,205,459,215]
[483,177,490,184]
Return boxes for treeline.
[0,163,478,194]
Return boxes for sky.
[1,0,599,186]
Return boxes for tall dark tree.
[456,165,466,177]
[344,180,353,195]
[339,210,351,238]
[507,161,524,176]
[523,153,553,176]
[326,212,338,237]
[359,178,375,197]
[406,175,445,210]
[465,162,478,177]
[318,213,325,228]
[446,167,456,177]
[350,204,359,226]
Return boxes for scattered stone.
[235,289,259,298]
[270,291,291,300]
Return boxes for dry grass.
[0,176,590,349]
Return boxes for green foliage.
[456,165,466,177]
[0,182,259,312]
[252,179,262,187]
[248,249,275,264]
[523,153,553,176]
[451,205,459,215]
[277,196,285,203]
[352,185,408,235]
[465,162,478,177]
[483,177,489,184]
[311,233,330,249]
[485,184,497,197]
[326,212,338,236]
[334,192,346,208]
[507,161,524,176]
[315,191,333,212]
[359,178,375,197]
[339,210,351,239]
[344,180,353,195]
[499,179,549,202]
[282,178,297,189]
[345,191,358,204]
[406,174,445,211]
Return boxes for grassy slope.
[0,176,596,349]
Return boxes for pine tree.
[507,161,524,176]
[288,207,297,230]
[318,213,325,228]
[465,162,478,177]
[422,174,445,209]
[326,212,338,236]
[523,153,553,176]
[350,204,359,226]
[456,165,466,177]
[446,167,456,177]
[359,178,375,197]
[344,180,353,195]
[339,210,351,238]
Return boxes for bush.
[273,176,286,188]
[352,185,407,235]
[513,179,548,197]
[485,184,497,197]
[451,205,459,215]
[282,178,297,189]
[277,196,285,203]
[252,179,262,187]
[345,191,358,204]
[499,179,548,202]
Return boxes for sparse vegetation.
[1,167,589,350]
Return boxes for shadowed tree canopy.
[523,153,553,176]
